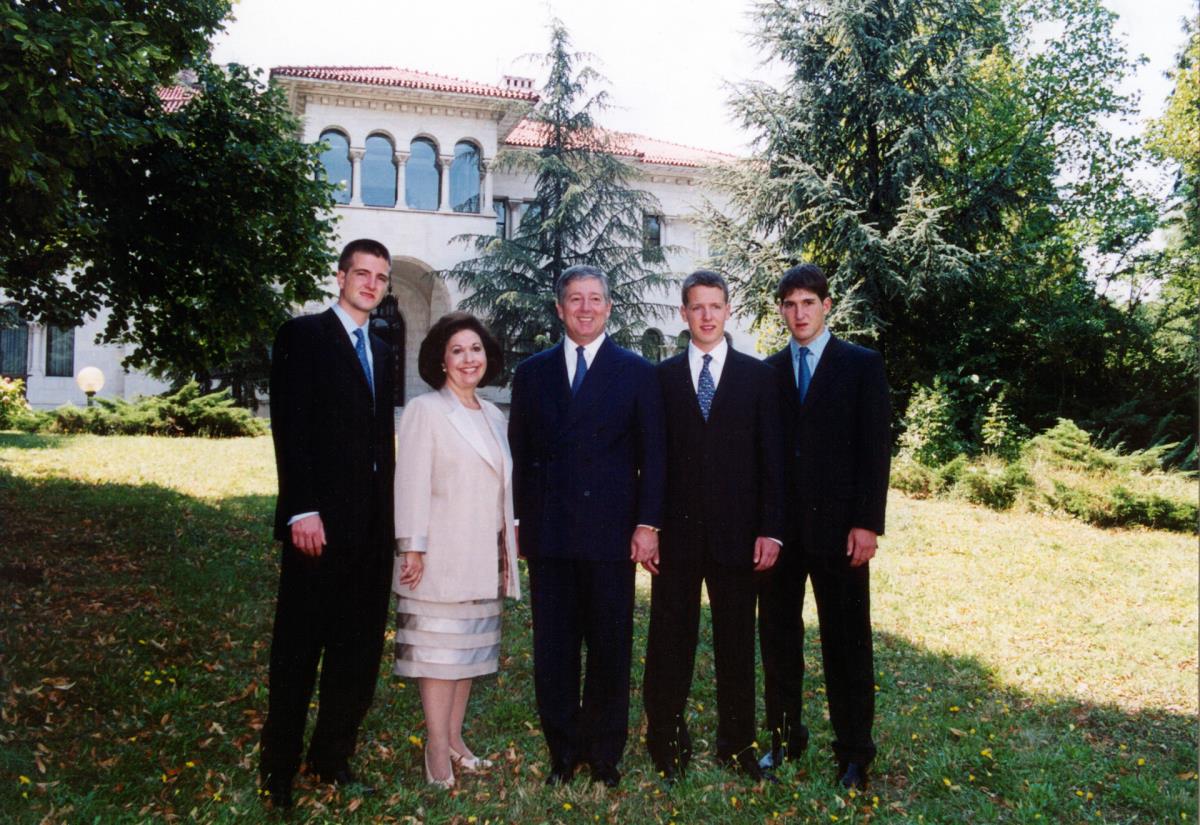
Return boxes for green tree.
[1,2,337,400]
[446,20,673,370]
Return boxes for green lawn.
[0,433,1195,824]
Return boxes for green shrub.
[890,454,939,498]
[954,457,1032,510]
[899,377,968,467]
[1045,481,1198,532]
[35,382,266,438]
[0,376,31,428]
[980,389,1026,461]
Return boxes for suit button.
[583,490,591,497]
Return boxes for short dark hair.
[555,265,611,304]
[417,311,504,389]
[776,263,829,302]
[338,238,392,273]
[681,269,729,304]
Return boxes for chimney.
[502,75,535,92]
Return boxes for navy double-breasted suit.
[509,336,665,771]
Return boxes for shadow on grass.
[0,465,1195,824]
[0,432,72,451]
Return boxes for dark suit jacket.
[766,336,890,559]
[270,308,396,550]
[509,336,666,562]
[658,348,785,567]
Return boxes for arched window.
[640,328,666,362]
[361,134,396,207]
[675,330,691,355]
[406,138,439,210]
[318,130,352,204]
[450,141,480,213]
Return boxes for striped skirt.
[392,596,503,679]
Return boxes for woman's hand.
[399,551,424,589]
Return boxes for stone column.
[438,155,454,212]
[481,158,493,213]
[394,151,409,208]
[349,147,365,206]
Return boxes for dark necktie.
[353,328,374,397]
[796,345,811,403]
[571,345,587,395]
[697,353,715,420]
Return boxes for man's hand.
[290,514,326,557]
[398,552,424,589]
[753,537,780,571]
[845,527,878,567]
[631,525,660,575]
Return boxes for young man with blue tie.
[759,263,891,790]
[642,270,784,783]
[260,239,396,808]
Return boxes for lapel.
[321,308,373,399]
[706,347,743,423]
[440,387,502,477]
[369,330,389,401]
[565,336,621,430]
[799,335,844,418]
[666,354,705,426]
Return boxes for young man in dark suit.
[758,263,891,790]
[259,239,396,808]
[508,265,666,789]
[642,270,784,783]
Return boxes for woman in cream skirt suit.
[393,312,520,788]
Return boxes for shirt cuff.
[287,511,319,525]
[636,523,660,532]
[396,536,428,553]
[765,537,783,548]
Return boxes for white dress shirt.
[687,338,728,392]
[564,332,606,387]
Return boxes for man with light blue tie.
[509,265,666,789]
[759,263,891,790]
[261,239,396,808]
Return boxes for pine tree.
[446,21,672,372]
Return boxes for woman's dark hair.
[417,311,504,389]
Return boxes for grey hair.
[555,265,611,304]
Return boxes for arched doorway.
[370,294,406,408]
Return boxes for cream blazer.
[393,387,520,602]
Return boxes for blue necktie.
[353,328,374,397]
[571,345,587,395]
[697,353,715,420]
[796,345,811,403]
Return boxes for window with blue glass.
[450,141,480,213]
[362,134,397,207]
[493,199,508,237]
[406,138,439,210]
[0,305,28,378]
[45,325,74,377]
[318,130,352,204]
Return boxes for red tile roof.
[504,119,732,169]
[158,85,197,113]
[270,66,540,101]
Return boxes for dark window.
[450,141,480,213]
[493,198,508,237]
[370,295,406,408]
[519,202,542,230]
[643,213,663,259]
[675,330,691,355]
[406,138,439,210]
[640,328,666,362]
[0,306,28,378]
[362,134,396,207]
[45,325,74,377]
[318,130,352,204]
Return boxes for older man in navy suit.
[758,263,891,790]
[509,265,666,788]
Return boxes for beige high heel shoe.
[424,747,455,789]
[449,746,494,772]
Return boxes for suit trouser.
[758,553,876,765]
[260,538,393,782]
[527,557,635,770]
[643,549,757,770]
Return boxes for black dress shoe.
[319,768,376,796]
[590,763,621,788]
[545,760,577,786]
[836,761,868,790]
[721,753,772,782]
[260,775,294,809]
[653,762,680,787]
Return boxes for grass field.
[0,433,1195,824]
